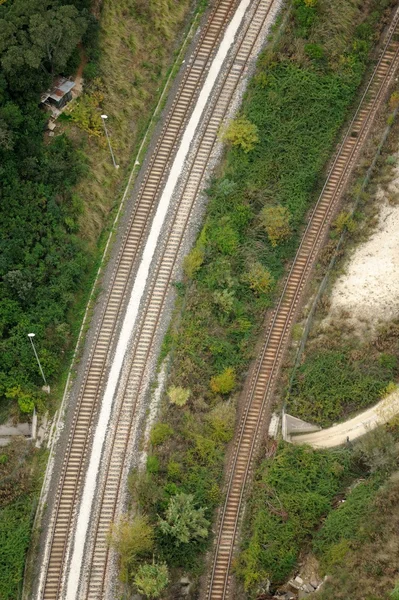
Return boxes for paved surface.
[290,388,399,448]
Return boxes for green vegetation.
[0,441,45,600]
[115,0,396,592]
[111,514,154,582]
[0,496,35,600]
[158,492,209,546]
[167,386,190,407]
[0,0,92,413]
[0,0,193,594]
[222,116,259,153]
[312,429,399,600]
[288,347,398,426]
[238,428,399,597]
[134,561,169,599]
[237,443,352,590]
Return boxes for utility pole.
[101,114,119,169]
[27,333,50,393]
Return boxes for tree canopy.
[0,0,92,410]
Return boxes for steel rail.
[206,7,399,600]
[82,0,279,596]
[40,1,240,597]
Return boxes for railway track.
[39,1,240,597]
[205,7,399,600]
[80,0,280,597]
[38,0,283,597]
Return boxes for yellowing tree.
[222,116,259,153]
[260,204,291,247]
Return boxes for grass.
[115,0,397,593]
[66,0,194,244]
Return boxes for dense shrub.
[111,515,154,582]
[289,349,396,426]
[150,423,174,446]
[134,561,169,599]
[158,493,209,545]
[210,367,236,394]
[222,116,259,153]
[237,444,351,590]
[167,386,190,407]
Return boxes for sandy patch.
[328,172,399,332]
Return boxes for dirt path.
[290,388,399,447]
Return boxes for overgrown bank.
[114,0,397,596]
[237,427,399,598]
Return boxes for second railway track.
[206,6,399,600]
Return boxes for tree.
[111,514,154,582]
[158,493,209,545]
[222,116,259,153]
[167,386,190,407]
[210,367,236,394]
[260,204,291,247]
[0,0,88,77]
[134,561,169,599]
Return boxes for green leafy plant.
[210,367,236,394]
[158,492,209,545]
[134,561,169,598]
[167,386,190,407]
[222,116,259,153]
[111,515,154,582]
[150,423,174,446]
[260,204,292,247]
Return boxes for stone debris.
[279,572,324,598]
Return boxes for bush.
[150,423,174,446]
[134,561,169,598]
[83,61,99,81]
[354,427,398,474]
[289,349,395,426]
[222,116,259,153]
[210,367,236,394]
[167,386,190,407]
[207,402,236,443]
[158,492,209,545]
[246,262,274,295]
[146,455,160,474]
[167,461,182,480]
[260,205,291,247]
[184,246,204,278]
[111,515,154,582]
[237,444,350,589]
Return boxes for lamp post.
[100,114,119,169]
[27,333,50,393]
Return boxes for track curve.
[205,7,399,600]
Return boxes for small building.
[40,77,76,115]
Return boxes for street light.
[27,333,50,393]
[100,114,119,169]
